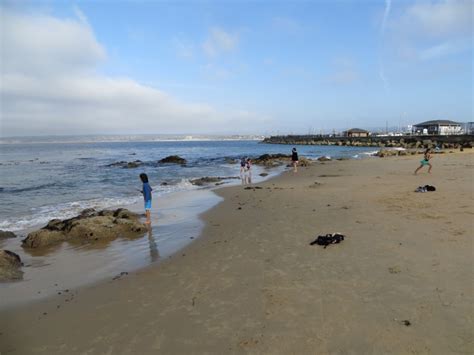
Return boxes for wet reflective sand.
[0,189,222,309]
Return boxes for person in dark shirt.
[140,173,153,225]
[291,148,299,173]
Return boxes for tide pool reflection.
[147,226,159,262]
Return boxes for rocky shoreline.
[262,134,474,149]
[22,208,147,249]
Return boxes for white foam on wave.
[0,196,139,232]
[153,178,197,196]
[0,178,202,232]
[360,150,380,156]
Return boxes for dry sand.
[1,151,472,354]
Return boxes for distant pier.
[261,134,474,149]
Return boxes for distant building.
[463,122,474,135]
[412,120,462,135]
[343,128,370,138]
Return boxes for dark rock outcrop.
[317,156,331,162]
[22,208,147,249]
[224,158,238,164]
[298,157,312,167]
[0,250,23,281]
[107,160,143,168]
[190,176,239,186]
[253,154,291,167]
[0,230,17,240]
[159,155,187,165]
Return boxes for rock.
[0,230,17,239]
[124,160,143,169]
[259,173,269,177]
[159,155,187,165]
[376,149,398,157]
[224,158,238,164]
[317,156,331,162]
[397,150,408,156]
[160,182,169,186]
[22,208,147,249]
[107,160,127,167]
[190,176,239,186]
[106,160,143,168]
[253,154,291,167]
[299,157,312,167]
[0,250,23,281]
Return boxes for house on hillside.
[412,120,462,135]
[343,128,370,138]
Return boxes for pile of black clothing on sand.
[310,233,345,248]
[415,185,436,193]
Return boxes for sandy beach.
[1,151,472,354]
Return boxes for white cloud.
[387,0,472,61]
[419,39,472,60]
[202,27,239,57]
[0,9,266,136]
[380,0,392,35]
[400,0,472,38]
[2,9,106,77]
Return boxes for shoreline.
[0,164,284,309]
[1,151,472,354]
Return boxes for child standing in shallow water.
[291,148,299,173]
[140,173,153,225]
[414,148,433,175]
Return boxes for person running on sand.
[414,148,433,175]
[140,173,153,224]
[291,148,299,173]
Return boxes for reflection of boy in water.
[147,227,159,262]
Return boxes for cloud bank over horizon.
[0,1,472,137]
[0,9,269,137]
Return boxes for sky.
[0,0,472,136]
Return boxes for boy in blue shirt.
[140,173,153,225]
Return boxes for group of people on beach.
[138,146,432,226]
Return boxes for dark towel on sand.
[415,185,436,193]
[310,233,345,248]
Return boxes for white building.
[412,120,463,135]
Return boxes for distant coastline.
[0,134,266,145]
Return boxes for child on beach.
[140,173,153,225]
[414,148,433,175]
[246,158,252,184]
[291,148,299,173]
[240,157,248,184]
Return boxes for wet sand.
[0,151,472,354]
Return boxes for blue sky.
[1,0,472,136]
